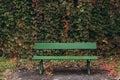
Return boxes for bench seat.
[33,56,98,60]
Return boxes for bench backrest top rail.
[34,42,96,49]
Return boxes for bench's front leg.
[87,60,90,75]
[40,60,43,75]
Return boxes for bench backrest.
[34,42,96,49]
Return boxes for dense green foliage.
[0,0,35,57]
[0,0,120,58]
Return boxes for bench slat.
[33,56,98,60]
[35,42,96,49]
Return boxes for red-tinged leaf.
[109,69,118,76]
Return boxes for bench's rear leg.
[87,60,90,75]
[40,60,43,75]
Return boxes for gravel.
[5,67,118,80]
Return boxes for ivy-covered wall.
[0,0,120,58]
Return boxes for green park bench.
[32,42,98,75]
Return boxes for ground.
[1,56,120,80]
[5,66,118,80]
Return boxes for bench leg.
[87,60,90,75]
[40,60,43,75]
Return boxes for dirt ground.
[5,67,119,80]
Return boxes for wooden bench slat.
[33,56,98,60]
[35,42,96,49]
